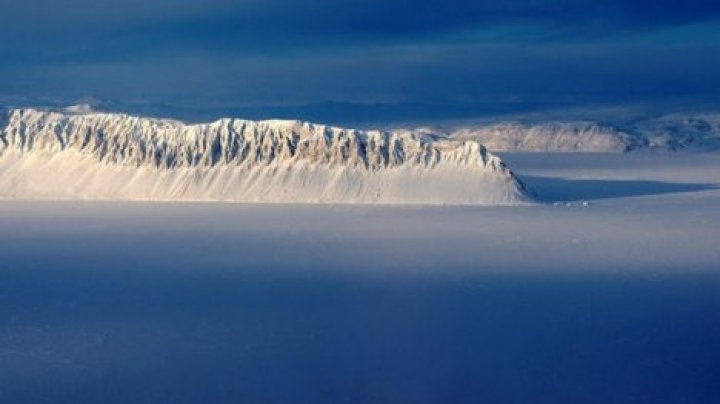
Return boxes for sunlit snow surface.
[1,152,720,403]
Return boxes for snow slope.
[0,108,530,205]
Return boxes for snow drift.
[0,108,530,205]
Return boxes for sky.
[1,0,720,124]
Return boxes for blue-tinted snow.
[1,152,719,403]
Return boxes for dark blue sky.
[1,0,719,124]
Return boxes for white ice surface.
[0,152,719,403]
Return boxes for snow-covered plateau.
[0,108,529,205]
[5,105,720,205]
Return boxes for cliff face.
[0,108,530,205]
[2,108,508,170]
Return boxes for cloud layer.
[1,0,719,123]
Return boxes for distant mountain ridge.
[398,114,720,152]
